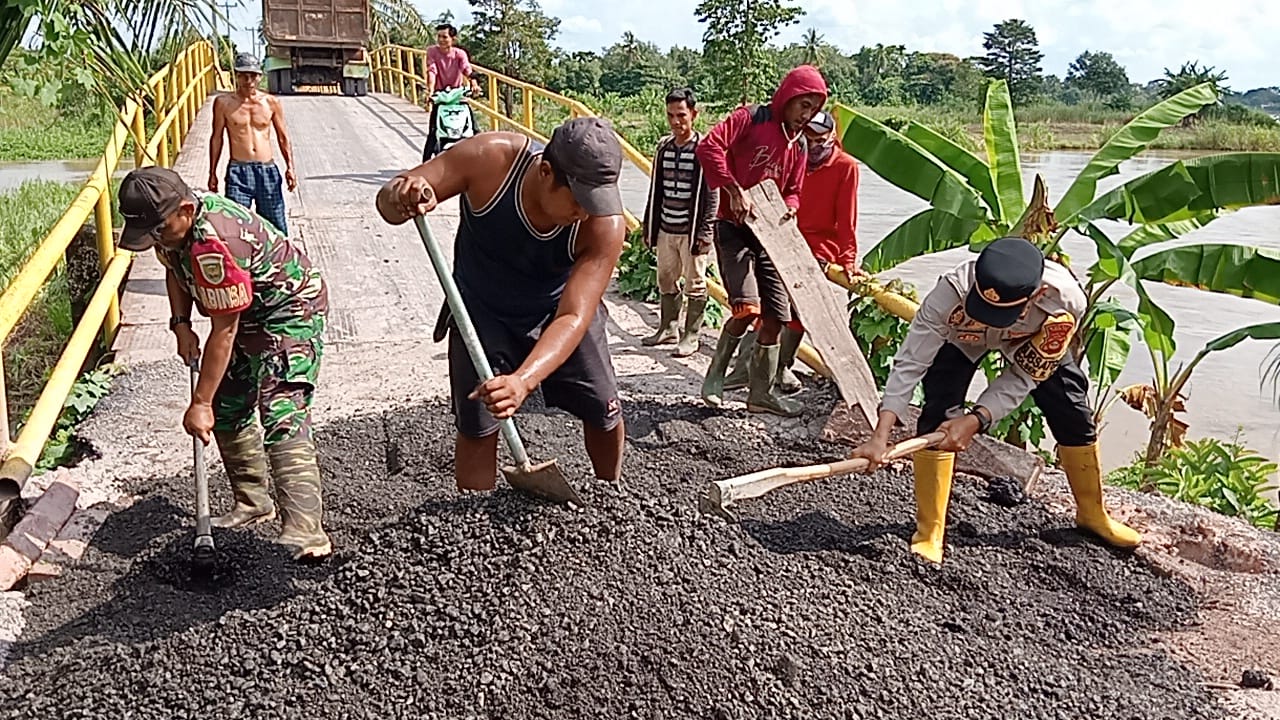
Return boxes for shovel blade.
[501,458,584,506]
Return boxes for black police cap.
[964,237,1045,328]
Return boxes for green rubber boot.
[775,326,804,394]
[746,343,803,417]
[722,330,757,391]
[212,426,277,529]
[674,295,707,358]
[268,434,332,561]
[643,292,680,346]
[701,329,746,408]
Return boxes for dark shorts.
[713,220,792,322]
[448,302,623,438]
[917,343,1097,447]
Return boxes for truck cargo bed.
[263,0,369,46]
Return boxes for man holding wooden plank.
[695,65,828,417]
[850,238,1142,564]
[723,109,864,395]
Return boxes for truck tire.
[269,69,293,95]
[341,78,356,97]
[354,78,368,97]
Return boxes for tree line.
[374,1,1274,121]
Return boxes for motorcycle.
[423,86,477,162]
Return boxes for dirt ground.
[2,373,1276,718]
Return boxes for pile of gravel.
[0,397,1226,719]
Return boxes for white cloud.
[560,15,603,35]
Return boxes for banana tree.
[835,79,1280,463]
[1,1,223,105]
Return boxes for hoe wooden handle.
[706,432,947,510]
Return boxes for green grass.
[0,180,79,416]
[0,92,113,162]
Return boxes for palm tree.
[1157,61,1230,99]
[800,28,825,67]
[1,1,223,102]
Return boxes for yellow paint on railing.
[0,41,222,496]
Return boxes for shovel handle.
[412,215,531,467]
[189,359,212,541]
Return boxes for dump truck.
[262,0,371,96]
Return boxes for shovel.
[189,358,216,572]
[699,431,946,519]
[411,215,584,506]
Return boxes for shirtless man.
[209,53,296,235]
[375,118,628,491]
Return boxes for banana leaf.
[1137,284,1177,358]
[901,122,1001,219]
[1076,154,1280,225]
[1116,212,1221,255]
[982,80,1025,225]
[1131,244,1280,305]
[1182,153,1280,212]
[1073,161,1201,224]
[861,209,995,274]
[1056,83,1220,221]
[1202,321,1280,354]
[1082,222,1176,356]
[836,105,988,221]
[1083,300,1140,392]
[0,6,33,66]
[1081,222,1135,285]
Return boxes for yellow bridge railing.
[0,41,223,499]
[367,45,921,378]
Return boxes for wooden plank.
[743,179,881,425]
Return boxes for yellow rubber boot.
[910,449,955,564]
[1058,443,1142,548]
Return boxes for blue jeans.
[225,161,288,235]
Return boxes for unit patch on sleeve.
[190,238,252,315]
[1012,312,1077,381]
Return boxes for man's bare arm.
[375,133,520,224]
[166,269,194,318]
[209,97,226,190]
[513,215,626,388]
[268,96,294,168]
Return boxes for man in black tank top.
[376,118,629,492]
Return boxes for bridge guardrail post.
[522,87,534,133]
[93,187,120,344]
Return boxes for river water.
[859,149,1280,475]
[4,150,1279,475]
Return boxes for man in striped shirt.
[640,87,719,357]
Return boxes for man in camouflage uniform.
[851,237,1141,564]
[117,166,331,560]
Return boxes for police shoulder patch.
[1011,312,1077,381]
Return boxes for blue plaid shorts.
[225,161,288,235]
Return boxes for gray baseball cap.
[543,117,624,217]
[233,52,262,74]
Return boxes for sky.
[226,0,1279,91]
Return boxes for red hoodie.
[797,146,860,268]
[695,66,829,222]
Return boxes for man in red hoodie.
[696,65,828,417]
[724,109,864,395]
